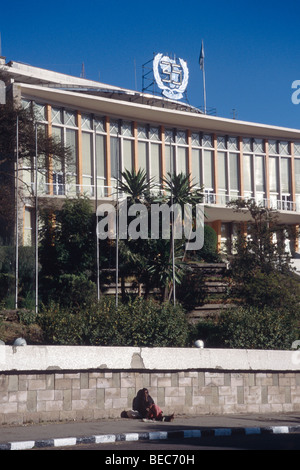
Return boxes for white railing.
[28,182,164,201]
[26,183,300,213]
[203,192,298,212]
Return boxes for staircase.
[185,263,232,324]
[101,263,232,323]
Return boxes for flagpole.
[199,40,206,114]
[15,115,19,310]
[170,136,176,306]
[115,127,120,308]
[202,59,207,115]
[35,124,38,315]
[94,124,100,301]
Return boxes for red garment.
[148,404,163,420]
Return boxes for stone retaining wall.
[0,346,299,425]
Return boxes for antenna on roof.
[81,62,85,78]
[231,108,238,119]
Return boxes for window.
[137,125,149,177]
[281,157,291,194]
[176,130,188,175]
[150,143,161,183]
[269,156,279,209]
[122,121,134,173]
[51,107,78,195]
[138,141,148,175]
[279,141,290,156]
[295,159,300,194]
[229,152,239,194]
[218,151,227,194]
[95,133,106,196]
[24,208,34,246]
[191,148,201,187]
[95,117,107,197]
[123,139,134,173]
[137,124,162,188]
[177,146,188,175]
[82,131,93,195]
[216,136,240,201]
[255,155,265,193]
[110,135,119,182]
[165,129,175,176]
[243,154,253,197]
[51,126,64,195]
[203,149,214,191]
[269,156,279,193]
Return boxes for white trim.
[19,83,300,140]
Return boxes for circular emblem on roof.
[153,53,189,100]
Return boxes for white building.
[0,57,299,262]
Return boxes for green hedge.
[192,305,299,350]
[38,296,190,347]
[218,305,299,350]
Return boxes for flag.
[199,40,205,70]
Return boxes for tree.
[228,199,293,279]
[227,199,299,308]
[116,168,154,204]
[115,170,203,301]
[114,169,156,298]
[39,196,97,305]
[157,172,204,300]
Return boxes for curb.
[1,424,300,450]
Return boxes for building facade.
[1,58,300,259]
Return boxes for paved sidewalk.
[0,413,300,450]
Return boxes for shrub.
[38,302,84,345]
[55,274,97,308]
[18,308,38,326]
[38,296,190,347]
[113,297,189,347]
[217,305,299,350]
[198,225,220,262]
[231,271,300,310]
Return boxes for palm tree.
[116,169,155,297]
[157,172,204,301]
[161,172,203,207]
[116,168,154,204]
[115,169,204,302]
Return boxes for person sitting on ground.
[132,388,174,422]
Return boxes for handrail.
[26,183,300,213]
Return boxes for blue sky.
[1,0,300,129]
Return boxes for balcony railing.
[203,192,299,213]
[27,182,300,213]
[29,182,164,200]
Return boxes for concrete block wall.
[0,346,299,425]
